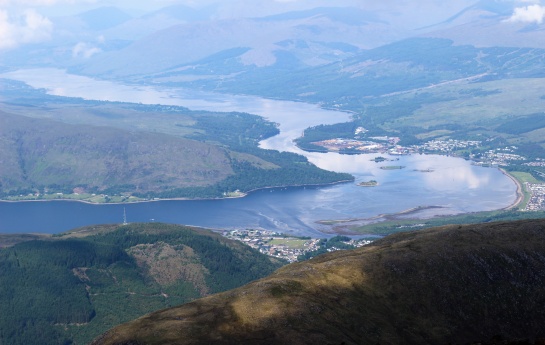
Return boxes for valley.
[0,69,518,236]
[2,2,545,343]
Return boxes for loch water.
[0,69,517,236]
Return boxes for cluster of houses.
[524,160,545,167]
[222,229,370,262]
[314,134,532,168]
[420,139,481,153]
[473,149,526,166]
[312,138,390,153]
[313,135,485,157]
[524,183,545,211]
[222,229,321,262]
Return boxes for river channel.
[0,69,518,236]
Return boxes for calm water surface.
[0,69,517,235]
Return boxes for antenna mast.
[123,207,128,225]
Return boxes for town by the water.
[222,229,371,262]
[311,127,545,212]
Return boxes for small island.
[380,165,406,170]
[357,180,378,187]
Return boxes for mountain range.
[4,1,545,78]
[75,2,544,78]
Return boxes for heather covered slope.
[92,219,545,345]
[0,110,233,194]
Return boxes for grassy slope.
[178,38,545,102]
[0,110,233,192]
[92,219,545,345]
[382,78,545,146]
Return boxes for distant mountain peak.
[141,4,217,22]
[77,6,132,31]
[420,0,513,30]
[257,7,386,26]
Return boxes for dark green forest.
[0,223,284,345]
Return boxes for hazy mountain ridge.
[74,7,397,78]
[92,219,545,345]
[57,2,545,81]
[167,37,545,103]
[76,6,133,31]
[4,2,542,85]
[0,223,285,345]
[256,7,386,26]
[422,2,545,49]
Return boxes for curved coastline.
[0,69,522,235]
[499,168,524,210]
[316,205,446,225]
[0,179,355,206]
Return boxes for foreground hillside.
[0,223,284,345]
[92,219,545,345]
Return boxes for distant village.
[311,126,545,211]
[524,183,545,211]
[312,127,529,163]
[222,229,371,262]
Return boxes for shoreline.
[0,179,354,206]
[499,168,524,210]
[3,69,524,222]
[316,205,446,225]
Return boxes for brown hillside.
[0,111,232,192]
[91,219,545,345]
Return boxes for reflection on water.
[0,69,518,235]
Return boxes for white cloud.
[0,9,53,50]
[72,41,101,58]
[0,0,95,6]
[507,4,545,23]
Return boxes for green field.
[268,238,308,250]
[390,79,545,130]
[509,171,540,209]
